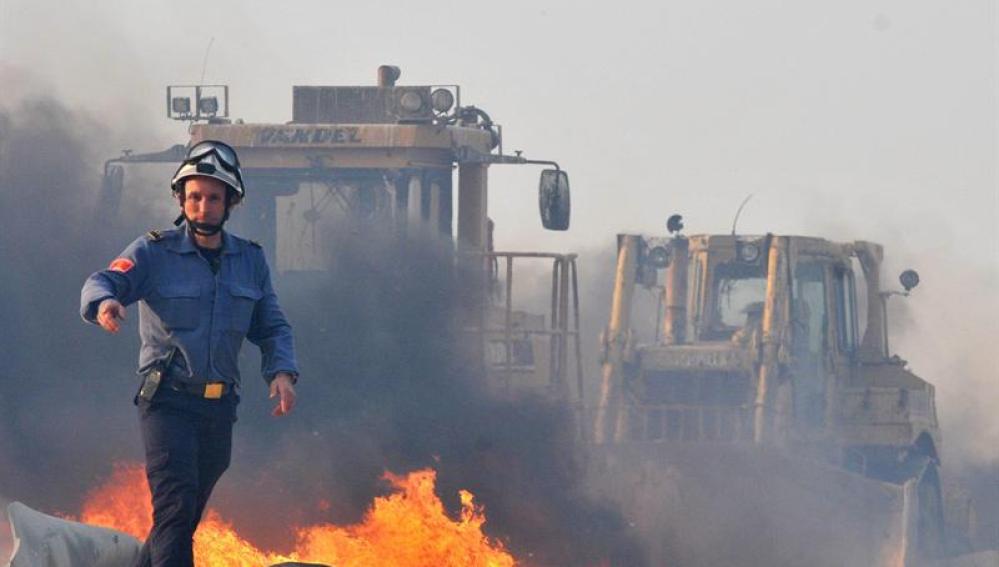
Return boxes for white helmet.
[170,140,246,235]
[170,140,245,200]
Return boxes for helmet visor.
[184,141,243,186]
[186,140,240,171]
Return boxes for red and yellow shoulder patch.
[108,258,135,274]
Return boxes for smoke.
[886,256,999,551]
[0,89,147,511]
[890,263,999,466]
[210,223,643,564]
[0,88,644,564]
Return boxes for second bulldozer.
[587,223,966,566]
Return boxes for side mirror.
[899,269,920,292]
[539,169,570,231]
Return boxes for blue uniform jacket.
[80,227,298,386]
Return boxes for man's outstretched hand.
[97,299,126,334]
[269,373,297,417]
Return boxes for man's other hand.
[97,299,126,334]
[269,373,297,417]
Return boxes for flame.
[79,463,151,538]
[0,511,12,563]
[77,463,515,567]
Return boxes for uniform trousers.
[133,385,237,567]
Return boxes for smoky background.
[0,84,644,565]
[1,0,996,562]
[217,223,645,564]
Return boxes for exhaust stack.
[661,237,689,345]
[377,65,401,87]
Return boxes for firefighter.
[80,141,299,567]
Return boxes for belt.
[163,377,231,399]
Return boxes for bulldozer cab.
[597,230,939,463]
[191,125,463,273]
[688,236,861,437]
[679,236,855,349]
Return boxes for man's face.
[182,176,228,225]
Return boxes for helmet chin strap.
[188,217,224,236]
[174,209,231,236]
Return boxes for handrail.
[475,251,584,406]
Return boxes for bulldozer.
[101,65,570,259]
[585,219,994,566]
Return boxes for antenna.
[166,37,228,125]
[199,37,215,85]
[731,193,754,235]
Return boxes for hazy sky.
[0,0,993,250]
[1,0,996,461]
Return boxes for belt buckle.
[204,383,224,399]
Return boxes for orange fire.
[0,512,11,562]
[78,463,515,567]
